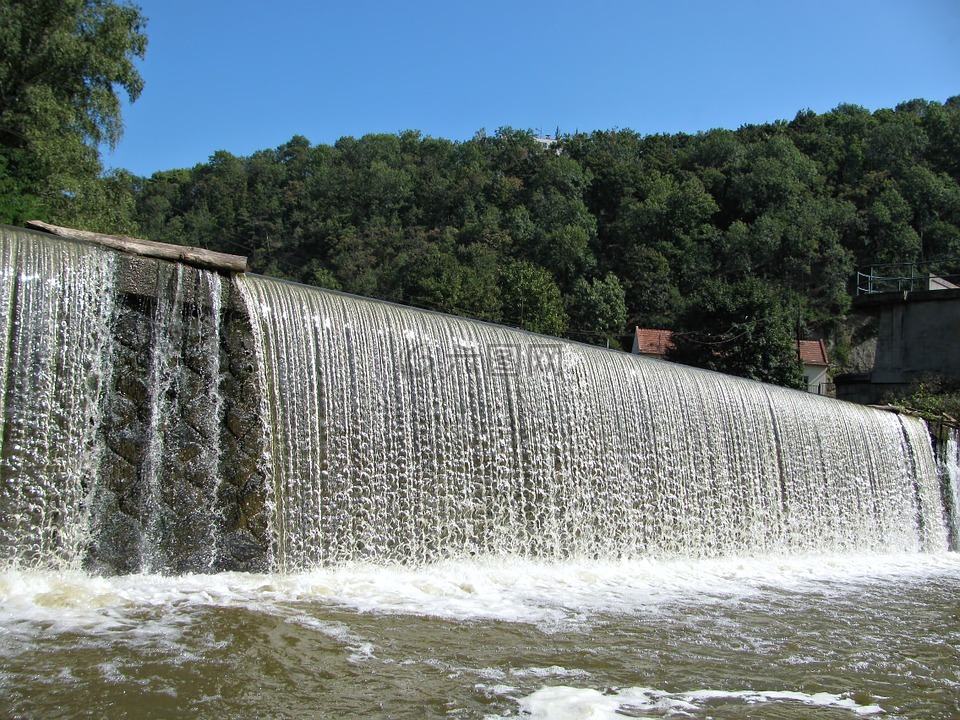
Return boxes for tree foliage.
[667,279,804,388]
[106,99,960,386]
[0,0,147,226]
[2,29,959,392]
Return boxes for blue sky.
[103,0,960,178]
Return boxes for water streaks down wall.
[238,276,950,571]
[0,225,953,574]
[0,226,268,574]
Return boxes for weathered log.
[25,220,248,273]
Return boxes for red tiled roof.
[634,327,830,366]
[634,328,674,356]
[797,338,829,366]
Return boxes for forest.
[2,2,959,389]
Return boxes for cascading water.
[0,225,952,575]
[0,227,229,574]
[236,275,950,571]
[938,427,960,550]
[138,263,225,573]
[0,227,117,569]
[5,228,960,719]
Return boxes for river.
[3,553,959,719]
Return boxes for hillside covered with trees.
[125,100,960,385]
[2,3,958,388]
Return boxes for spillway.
[0,225,951,573]
[237,274,948,570]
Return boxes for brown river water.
[3,553,959,719]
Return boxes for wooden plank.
[25,220,248,273]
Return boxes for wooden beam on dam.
[25,220,248,274]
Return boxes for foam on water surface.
[504,685,885,719]
[3,552,959,630]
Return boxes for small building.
[533,135,554,150]
[796,338,831,395]
[631,327,675,358]
[631,327,831,395]
[533,135,562,154]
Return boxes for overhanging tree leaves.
[0,0,147,223]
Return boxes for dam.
[2,223,960,719]
[0,223,951,573]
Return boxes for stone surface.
[83,252,270,575]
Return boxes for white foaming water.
[506,685,885,719]
[237,275,949,570]
[3,554,958,632]
[0,228,117,569]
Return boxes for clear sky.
[102,0,960,178]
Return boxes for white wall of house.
[803,364,830,394]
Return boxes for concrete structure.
[632,327,831,394]
[836,287,960,405]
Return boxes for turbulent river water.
[3,553,960,719]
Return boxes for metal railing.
[808,382,836,397]
[856,261,960,295]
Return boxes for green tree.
[0,153,43,223]
[393,233,502,322]
[921,97,960,182]
[499,260,568,336]
[667,278,804,388]
[566,273,628,348]
[727,134,819,219]
[121,96,960,362]
[861,178,922,264]
[0,0,147,227]
[620,245,681,329]
[611,170,716,307]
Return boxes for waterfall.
[237,275,950,571]
[138,263,225,573]
[84,257,228,575]
[938,428,960,550]
[0,227,117,569]
[0,227,229,573]
[0,225,952,574]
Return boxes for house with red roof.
[631,328,676,359]
[632,327,832,395]
[795,338,831,395]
